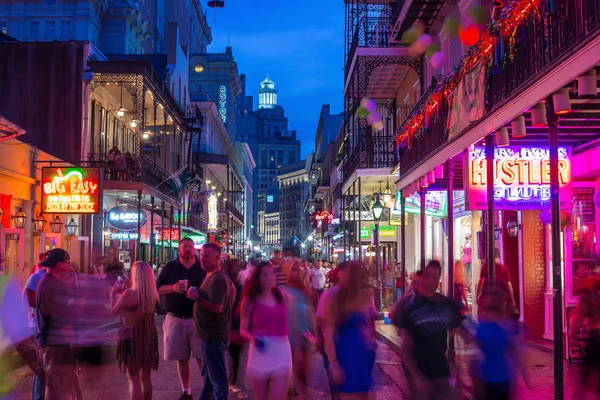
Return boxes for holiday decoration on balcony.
[395,0,543,151]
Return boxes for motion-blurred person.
[477,249,517,320]
[383,265,395,307]
[225,261,246,398]
[237,259,257,287]
[0,274,45,398]
[23,256,48,400]
[157,238,207,400]
[186,243,232,400]
[395,260,464,400]
[36,248,78,400]
[111,261,159,400]
[406,270,422,297]
[454,260,469,314]
[284,260,315,399]
[240,261,292,400]
[463,287,529,400]
[316,265,340,397]
[570,278,600,397]
[308,260,327,308]
[92,256,107,279]
[324,261,376,399]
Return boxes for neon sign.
[468,146,573,210]
[110,232,139,240]
[207,192,218,232]
[106,204,147,231]
[42,167,102,214]
[395,190,448,218]
[159,228,180,241]
[314,211,333,223]
[219,85,227,123]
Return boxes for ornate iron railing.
[346,15,399,77]
[343,135,398,179]
[188,213,208,232]
[487,0,600,111]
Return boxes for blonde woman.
[111,261,159,400]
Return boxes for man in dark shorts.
[157,238,207,400]
[187,243,233,400]
[395,260,464,400]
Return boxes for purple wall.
[0,42,84,162]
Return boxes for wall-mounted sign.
[106,204,147,231]
[358,222,397,242]
[159,228,180,241]
[314,211,334,223]
[183,233,207,249]
[42,167,102,214]
[467,147,573,210]
[110,232,139,240]
[393,190,448,218]
[343,210,374,221]
[208,192,218,232]
[266,195,274,203]
[219,85,227,123]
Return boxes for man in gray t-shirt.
[187,243,233,400]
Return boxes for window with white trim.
[61,20,71,38]
[46,21,55,38]
[30,21,40,37]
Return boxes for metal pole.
[447,160,454,297]
[169,206,174,260]
[547,99,564,400]
[137,191,142,260]
[150,196,154,265]
[352,180,356,260]
[160,201,165,262]
[358,178,362,263]
[486,135,496,280]
[420,189,426,270]
[343,191,347,261]
[400,191,406,296]
[375,220,382,312]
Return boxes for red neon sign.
[42,167,102,214]
[314,211,333,223]
[159,228,180,241]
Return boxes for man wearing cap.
[36,248,76,400]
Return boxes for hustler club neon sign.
[468,147,573,210]
[42,167,102,214]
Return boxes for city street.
[8,315,410,400]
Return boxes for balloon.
[430,52,447,69]
[357,107,369,118]
[368,112,381,125]
[372,120,384,131]
[539,210,551,224]
[415,34,433,50]
[426,44,440,58]
[409,43,426,56]
[442,14,461,38]
[594,190,600,208]
[402,28,419,45]
[468,6,487,25]
[363,99,377,113]
[459,25,480,47]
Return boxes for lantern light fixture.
[13,208,27,229]
[552,88,572,114]
[434,164,444,179]
[382,177,393,204]
[50,216,63,233]
[427,170,436,185]
[419,176,429,189]
[371,193,385,222]
[129,120,138,128]
[577,69,598,98]
[511,115,527,139]
[495,127,510,147]
[65,218,79,236]
[117,83,126,117]
[506,218,521,237]
[531,102,548,126]
[33,213,47,232]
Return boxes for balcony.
[390,0,445,43]
[188,213,208,232]
[487,0,600,112]
[218,198,244,225]
[343,135,398,181]
[346,15,399,75]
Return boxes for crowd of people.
[2,241,600,400]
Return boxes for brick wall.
[522,210,546,339]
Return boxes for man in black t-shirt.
[395,260,464,400]
[157,238,207,400]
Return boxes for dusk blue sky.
[207,0,345,158]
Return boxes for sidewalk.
[376,322,583,399]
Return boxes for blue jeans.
[199,340,229,400]
[32,373,45,400]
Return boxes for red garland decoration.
[395,0,542,148]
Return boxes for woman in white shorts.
[240,261,292,400]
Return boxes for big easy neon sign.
[42,167,102,214]
[468,147,572,210]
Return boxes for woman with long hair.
[240,261,292,400]
[284,260,315,399]
[324,261,376,399]
[111,261,159,400]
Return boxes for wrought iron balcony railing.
[343,135,398,180]
[487,0,600,111]
[218,198,244,224]
[188,213,208,232]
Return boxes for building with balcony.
[390,0,600,360]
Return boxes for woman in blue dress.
[324,261,376,399]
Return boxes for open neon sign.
[42,167,102,214]
[468,147,572,210]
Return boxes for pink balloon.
[368,112,381,125]
[539,210,551,224]
[430,52,447,69]
[415,34,433,50]
[364,99,377,112]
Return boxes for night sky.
[207,0,344,158]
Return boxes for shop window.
[572,186,597,297]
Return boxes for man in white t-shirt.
[307,261,327,307]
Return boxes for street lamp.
[308,235,313,241]
[33,213,47,232]
[13,208,27,229]
[506,218,521,237]
[371,193,385,312]
[66,218,79,236]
